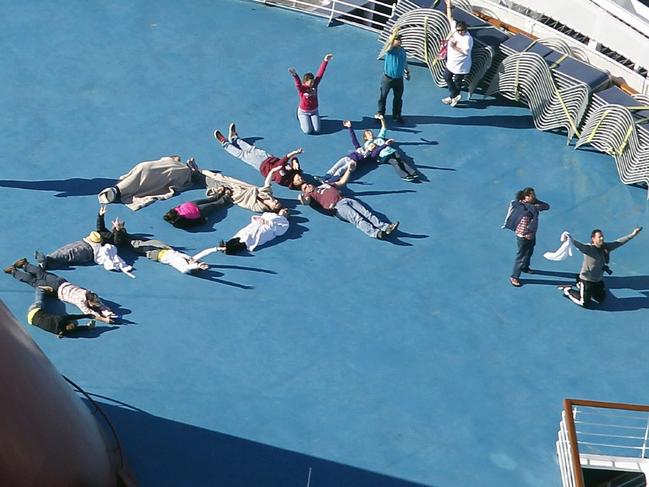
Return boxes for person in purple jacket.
[319,120,389,183]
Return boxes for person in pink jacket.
[289,53,333,135]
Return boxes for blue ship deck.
[1,1,648,485]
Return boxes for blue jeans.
[45,240,94,268]
[11,262,67,291]
[27,286,47,314]
[334,198,387,238]
[297,108,320,134]
[223,137,270,171]
[512,236,535,279]
[443,68,466,98]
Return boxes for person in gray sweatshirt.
[562,227,642,307]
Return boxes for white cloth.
[95,244,135,277]
[446,21,473,74]
[159,249,203,274]
[543,231,574,261]
[233,212,290,251]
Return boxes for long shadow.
[193,268,254,289]
[210,264,277,275]
[350,189,417,197]
[0,177,118,197]
[524,273,649,312]
[93,400,433,487]
[65,325,121,339]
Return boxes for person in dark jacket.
[502,187,550,287]
[27,287,94,338]
[163,187,233,229]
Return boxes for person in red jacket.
[289,53,333,134]
[214,124,305,190]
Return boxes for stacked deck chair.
[576,86,649,194]
[378,0,509,100]
[487,33,611,142]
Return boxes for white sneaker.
[450,95,461,107]
[441,97,452,105]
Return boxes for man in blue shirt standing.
[377,33,410,124]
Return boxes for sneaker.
[450,94,461,107]
[186,157,199,172]
[441,97,452,105]
[14,258,27,268]
[38,285,55,293]
[384,221,400,235]
[213,130,226,144]
[3,265,15,275]
[87,319,96,329]
[509,277,522,287]
[228,122,238,142]
[376,230,386,240]
[402,174,417,182]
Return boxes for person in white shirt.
[196,209,291,256]
[442,0,473,107]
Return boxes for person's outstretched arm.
[263,166,282,189]
[334,165,355,188]
[446,0,453,23]
[343,120,361,149]
[608,227,643,251]
[288,67,301,90]
[314,53,333,86]
[285,148,303,161]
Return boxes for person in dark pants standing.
[502,187,550,287]
[376,32,409,124]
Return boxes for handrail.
[563,398,649,487]
[62,375,126,470]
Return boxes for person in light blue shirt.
[363,114,418,181]
[377,33,409,124]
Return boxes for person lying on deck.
[300,166,399,239]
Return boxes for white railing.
[557,399,649,487]
[254,0,398,32]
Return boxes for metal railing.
[253,0,398,32]
[558,398,649,487]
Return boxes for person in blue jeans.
[377,32,410,123]
[502,187,550,287]
[299,165,399,239]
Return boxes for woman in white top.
[442,1,473,107]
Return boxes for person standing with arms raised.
[376,32,410,124]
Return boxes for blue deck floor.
[1,1,648,485]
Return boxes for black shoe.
[228,123,238,142]
[377,230,386,240]
[186,157,199,172]
[213,130,227,144]
[384,221,400,235]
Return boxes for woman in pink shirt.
[289,53,333,135]
[163,187,233,229]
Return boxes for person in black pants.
[26,287,94,338]
[163,187,233,229]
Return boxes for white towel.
[95,244,135,277]
[543,231,573,261]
